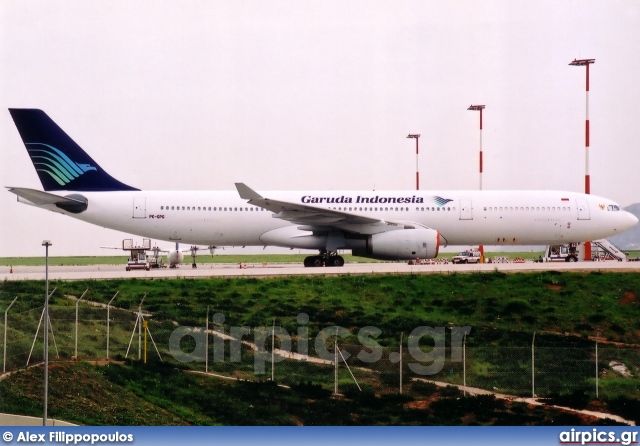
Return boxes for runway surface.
[3,259,640,281]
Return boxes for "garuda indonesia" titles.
[301,195,428,204]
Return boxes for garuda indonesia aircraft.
[7,109,638,267]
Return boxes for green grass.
[2,271,640,425]
[3,250,640,266]
[0,251,551,266]
[3,271,640,344]
[0,360,627,426]
[0,254,381,266]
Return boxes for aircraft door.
[576,198,590,220]
[133,197,146,219]
[459,199,473,220]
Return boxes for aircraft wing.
[235,183,411,234]
[6,187,86,206]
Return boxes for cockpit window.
[607,205,621,211]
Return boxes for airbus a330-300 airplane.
[7,109,638,267]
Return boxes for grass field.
[0,251,542,266]
[2,271,639,425]
[3,250,639,267]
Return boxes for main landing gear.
[303,250,345,267]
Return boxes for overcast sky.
[1,1,639,257]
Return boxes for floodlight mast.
[467,105,485,190]
[569,58,595,261]
[468,105,486,263]
[406,134,420,190]
[569,58,595,195]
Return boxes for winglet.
[235,183,263,201]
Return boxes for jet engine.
[350,227,440,260]
[168,250,184,266]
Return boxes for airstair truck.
[591,239,628,261]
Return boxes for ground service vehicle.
[452,250,481,264]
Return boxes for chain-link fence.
[2,301,639,402]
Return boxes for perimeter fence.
[2,300,639,402]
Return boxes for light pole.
[406,134,420,190]
[569,58,595,194]
[467,105,485,190]
[468,105,486,262]
[569,58,595,260]
[42,240,52,426]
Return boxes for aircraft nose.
[622,211,639,230]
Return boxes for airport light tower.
[467,105,485,190]
[569,58,595,261]
[468,105,486,263]
[406,134,420,190]
[569,58,595,194]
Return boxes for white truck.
[451,250,482,264]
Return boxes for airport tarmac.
[3,259,640,281]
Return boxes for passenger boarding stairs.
[592,239,628,261]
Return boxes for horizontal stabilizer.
[7,187,88,213]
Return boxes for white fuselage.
[25,189,637,250]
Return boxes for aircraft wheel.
[332,256,345,267]
[304,256,319,267]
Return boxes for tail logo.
[26,143,97,186]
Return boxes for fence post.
[463,333,467,396]
[74,289,89,359]
[334,337,338,395]
[399,332,403,395]
[595,332,599,399]
[271,318,275,382]
[138,294,147,360]
[532,331,536,398]
[106,292,119,362]
[3,296,19,374]
[205,306,209,374]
